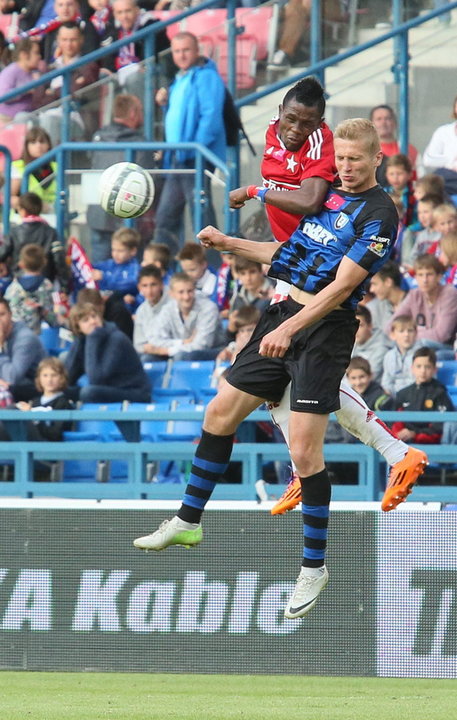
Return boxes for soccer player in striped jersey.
[134,119,405,617]
[229,77,427,514]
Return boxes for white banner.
[377,512,457,678]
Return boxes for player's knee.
[203,395,237,435]
[289,441,322,478]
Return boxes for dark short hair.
[347,356,372,376]
[369,104,396,122]
[234,256,262,273]
[282,76,325,117]
[176,243,206,264]
[138,265,163,282]
[412,346,436,365]
[414,254,445,274]
[355,304,372,324]
[19,243,46,272]
[386,153,412,173]
[144,243,171,271]
[18,191,42,216]
[374,260,403,287]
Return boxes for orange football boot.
[381,447,428,511]
[271,473,301,515]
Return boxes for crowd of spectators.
[0,2,455,483]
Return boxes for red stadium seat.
[183,9,227,44]
[216,33,258,90]
[235,6,275,61]
[0,122,27,172]
[153,10,184,40]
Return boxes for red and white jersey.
[260,117,336,242]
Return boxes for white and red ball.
[99,161,155,218]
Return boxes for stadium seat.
[0,123,27,171]
[157,400,203,443]
[437,361,457,386]
[216,33,258,90]
[143,360,170,393]
[167,360,215,399]
[183,9,227,43]
[62,403,123,482]
[235,6,275,61]
[152,10,183,40]
[446,386,457,409]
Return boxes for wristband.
[255,187,268,203]
[246,185,257,199]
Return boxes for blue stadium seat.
[62,403,123,482]
[153,387,195,402]
[446,386,457,409]
[142,361,169,393]
[39,325,60,356]
[166,360,215,400]
[437,361,457,386]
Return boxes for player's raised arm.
[197,226,279,265]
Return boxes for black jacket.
[0,221,70,292]
[394,378,454,437]
[28,393,75,441]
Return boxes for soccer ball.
[99,161,155,218]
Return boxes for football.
[99,161,155,218]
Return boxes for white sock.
[300,565,326,577]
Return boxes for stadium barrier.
[0,409,456,503]
[0,500,454,678]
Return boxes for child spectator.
[391,347,453,444]
[77,287,133,339]
[133,265,171,360]
[0,262,12,296]
[216,305,261,366]
[351,305,390,381]
[439,232,457,287]
[368,260,407,333]
[414,173,446,204]
[389,254,457,353]
[0,192,69,292]
[346,356,394,412]
[381,315,421,397]
[176,243,217,303]
[14,357,74,441]
[229,257,273,313]
[216,251,237,316]
[427,202,457,258]
[384,153,416,226]
[146,272,225,361]
[92,227,140,310]
[65,302,151,403]
[5,244,57,333]
[141,243,173,285]
[401,193,442,267]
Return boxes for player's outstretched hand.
[197,226,230,251]
[258,326,292,358]
[229,187,249,209]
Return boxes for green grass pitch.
[1,672,454,720]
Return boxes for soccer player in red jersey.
[229,77,427,513]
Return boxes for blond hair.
[334,118,380,155]
[35,357,68,393]
[440,232,457,265]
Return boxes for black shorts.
[227,298,359,415]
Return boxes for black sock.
[177,429,234,524]
[300,468,331,568]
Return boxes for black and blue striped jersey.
[268,185,398,310]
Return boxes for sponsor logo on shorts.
[296,399,319,404]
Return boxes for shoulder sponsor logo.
[334,212,349,230]
[301,221,336,246]
[368,235,391,257]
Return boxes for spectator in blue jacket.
[65,302,150,403]
[92,227,140,312]
[153,32,227,254]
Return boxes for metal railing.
[0,408,455,502]
[19,141,231,240]
[237,0,457,159]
